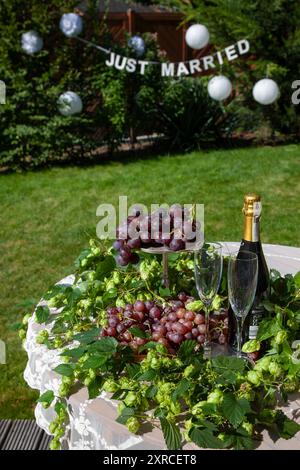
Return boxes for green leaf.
[172,378,191,401]
[145,385,158,399]
[137,369,157,381]
[116,407,136,425]
[189,427,223,449]
[275,412,300,439]
[60,347,87,359]
[257,318,282,341]
[82,353,110,369]
[37,390,54,406]
[75,249,91,269]
[159,286,171,297]
[73,327,101,344]
[35,305,50,324]
[96,256,116,279]
[212,355,246,372]
[294,271,300,289]
[159,418,182,450]
[222,428,254,450]
[88,337,118,353]
[54,401,67,415]
[65,286,82,307]
[53,364,74,377]
[212,356,246,385]
[177,339,197,360]
[138,341,157,352]
[126,363,141,379]
[221,393,251,428]
[128,327,150,339]
[88,377,104,399]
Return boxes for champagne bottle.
[228,193,270,347]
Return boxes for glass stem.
[204,303,211,357]
[236,316,245,358]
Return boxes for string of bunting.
[20,12,281,116]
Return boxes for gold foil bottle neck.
[243,193,261,217]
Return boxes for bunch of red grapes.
[102,293,228,353]
[113,205,198,266]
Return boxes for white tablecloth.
[23,243,300,450]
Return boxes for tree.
[161,0,300,136]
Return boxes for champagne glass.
[228,250,258,357]
[194,242,223,357]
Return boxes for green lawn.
[0,144,300,419]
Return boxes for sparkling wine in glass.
[228,250,258,357]
[194,242,223,357]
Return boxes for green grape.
[247,370,262,387]
[268,362,283,378]
[18,329,26,340]
[124,391,140,407]
[126,417,140,434]
[22,313,32,326]
[183,364,195,378]
[50,438,61,450]
[207,389,223,404]
[241,421,253,435]
[102,379,118,393]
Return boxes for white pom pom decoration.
[252,78,279,105]
[208,76,232,101]
[185,24,210,50]
[21,31,43,55]
[128,36,146,58]
[58,91,83,116]
[60,13,83,38]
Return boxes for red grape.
[183,320,193,331]
[185,311,195,321]
[184,332,193,340]
[145,300,155,311]
[127,238,141,249]
[108,316,119,327]
[167,312,177,322]
[194,313,205,325]
[149,306,161,320]
[192,328,199,338]
[176,308,186,319]
[197,334,205,344]
[106,327,117,337]
[198,324,206,334]
[134,300,146,312]
[178,292,187,302]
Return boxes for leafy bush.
[155,77,235,150]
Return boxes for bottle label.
[253,201,262,217]
[249,325,259,339]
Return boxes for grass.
[0,143,299,419]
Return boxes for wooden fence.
[99,9,210,63]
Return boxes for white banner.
[103,39,250,76]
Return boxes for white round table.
[24,243,300,450]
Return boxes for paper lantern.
[128,36,146,58]
[208,76,232,101]
[58,91,83,116]
[252,79,279,105]
[60,13,83,38]
[185,24,210,50]
[21,31,43,55]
